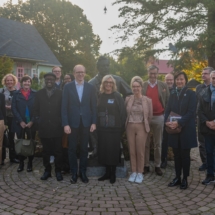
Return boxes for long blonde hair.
[99,75,117,93]
[2,74,18,86]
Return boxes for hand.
[26,121,33,128]
[5,105,11,110]
[165,122,172,128]
[90,124,96,132]
[64,125,71,134]
[170,121,179,129]
[206,121,215,130]
[20,121,26,128]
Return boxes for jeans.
[204,134,215,176]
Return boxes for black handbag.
[3,129,10,148]
[15,129,36,157]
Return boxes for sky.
[0,0,135,56]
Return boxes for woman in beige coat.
[125,76,152,183]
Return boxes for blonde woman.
[125,76,152,183]
[1,74,19,164]
[97,75,126,184]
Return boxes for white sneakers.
[128,172,144,183]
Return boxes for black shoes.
[80,172,89,183]
[56,172,63,181]
[27,162,32,172]
[199,164,207,171]
[144,166,150,174]
[70,173,78,184]
[155,167,163,176]
[180,178,188,189]
[17,162,24,172]
[40,172,51,180]
[160,159,167,169]
[10,158,20,164]
[110,166,116,184]
[168,177,181,187]
[202,175,215,185]
[98,166,111,181]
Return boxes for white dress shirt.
[75,80,84,102]
[148,80,157,88]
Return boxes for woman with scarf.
[165,72,197,189]
[12,76,36,172]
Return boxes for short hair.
[44,72,56,79]
[20,75,32,84]
[100,75,117,93]
[210,70,215,78]
[174,71,188,84]
[52,66,61,72]
[130,76,143,88]
[64,74,74,81]
[97,56,109,66]
[2,74,18,86]
[73,64,86,73]
[165,73,174,79]
[147,65,159,72]
[203,67,214,73]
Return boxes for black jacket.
[198,86,215,135]
[33,88,63,138]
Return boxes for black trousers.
[17,127,36,162]
[40,137,63,173]
[173,141,191,178]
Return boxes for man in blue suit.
[61,64,97,184]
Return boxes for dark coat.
[198,86,215,135]
[0,93,6,123]
[33,88,62,138]
[61,81,97,128]
[11,89,36,134]
[164,87,197,149]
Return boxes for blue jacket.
[61,81,97,128]
[11,89,36,134]
[164,87,197,149]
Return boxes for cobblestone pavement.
[0,148,215,215]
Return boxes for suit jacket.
[61,81,97,128]
[142,80,169,109]
[125,95,153,133]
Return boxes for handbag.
[3,129,10,148]
[15,129,36,157]
[165,111,182,134]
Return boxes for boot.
[110,166,116,184]
[98,166,111,181]
[27,161,32,172]
[17,161,24,172]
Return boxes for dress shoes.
[70,173,78,184]
[168,177,181,187]
[155,167,163,176]
[199,163,207,171]
[40,172,51,180]
[10,158,20,164]
[144,166,150,174]
[98,173,110,181]
[180,178,188,189]
[56,172,63,181]
[160,159,167,169]
[17,162,24,172]
[202,175,215,185]
[27,162,32,172]
[80,172,89,183]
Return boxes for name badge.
[108,99,114,104]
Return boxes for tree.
[0,0,102,76]
[111,0,215,68]
[0,56,14,87]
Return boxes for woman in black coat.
[12,76,36,173]
[165,72,197,189]
[97,75,126,184]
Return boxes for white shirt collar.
[148,80,157,88]
[75,80,84,85]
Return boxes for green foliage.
[111,0,215,68]
[0,56,14,87]
[0,0,102,76]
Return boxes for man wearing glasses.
[142,65,169,176]
[52,66,63,89]
[62,65,97,184]
[196,67,214,171]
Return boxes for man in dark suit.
[61,64,97,184]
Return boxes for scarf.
[210,84,215,108]
[20,88,30,100]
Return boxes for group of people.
[0,56,214,189]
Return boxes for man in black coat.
[34,73,63,181]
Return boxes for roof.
[0,17,61,67]
[154,59,173,74]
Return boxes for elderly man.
[52,66,63,89]
[62,65,97,184]
[196,67,214,171]
[198,70,215,185]
[142,65,169,176]
[161,73,174,168]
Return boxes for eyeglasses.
[75,72,85,75]
[149,72,158,75]
[53,70,61,73]
[104,81,113,85]
[64,78,71,81]
[202,73,210,75]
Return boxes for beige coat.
[125,95,153,133]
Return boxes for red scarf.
[21,88,30,100]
